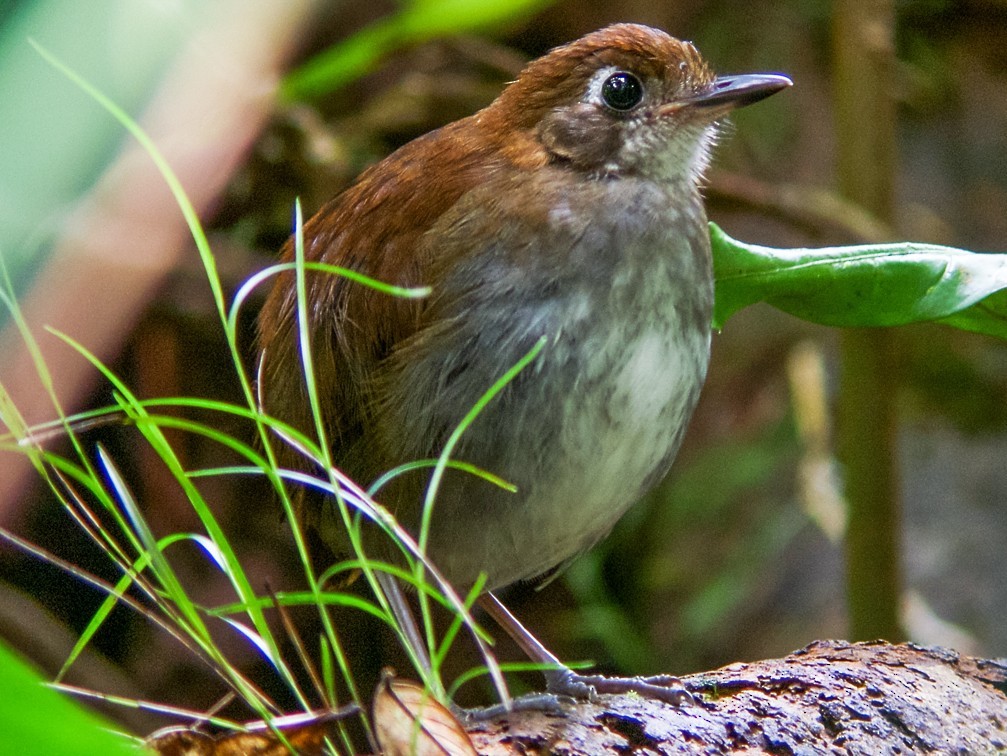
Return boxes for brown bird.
[258,23,789,704]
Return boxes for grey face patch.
[538,62,720,183]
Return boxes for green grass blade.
[59,551,155,682]
[368,458,516,497]
[419,336,546,550]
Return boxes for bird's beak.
[691,73,793,110]
[659,73,792,117]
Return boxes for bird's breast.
[433,226,711,588]
[504,244,712,582]
[381,177,715,589]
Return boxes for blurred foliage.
[0,639,136,755]
[0,0,205,291]
[282,0,555,99]
[901,324,1007,434]
[563,424,799,674]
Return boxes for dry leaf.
[372,671,476,756]
[146,707,355,755]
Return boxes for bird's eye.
[601,71,644,111]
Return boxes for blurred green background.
[1,0,1005,739]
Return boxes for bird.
[257,22,790,704]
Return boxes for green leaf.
[281,0,553,100]
[0,640,138,754]
[711,223,1007,339]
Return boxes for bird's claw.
[455,691,569,722]
[547,669,695,706]
[458,670,694,722]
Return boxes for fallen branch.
[468,640,1007,754]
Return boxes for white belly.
[425,300,710,591]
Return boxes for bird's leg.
[477,591,695,709]
[377,582,693,723]
[377,571,431,675]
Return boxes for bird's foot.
[458,669,694,721]
[545,667,696,706]
[455,691,569,722]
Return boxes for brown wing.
[256,115,529,483]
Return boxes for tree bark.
[467,641,1007,754]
